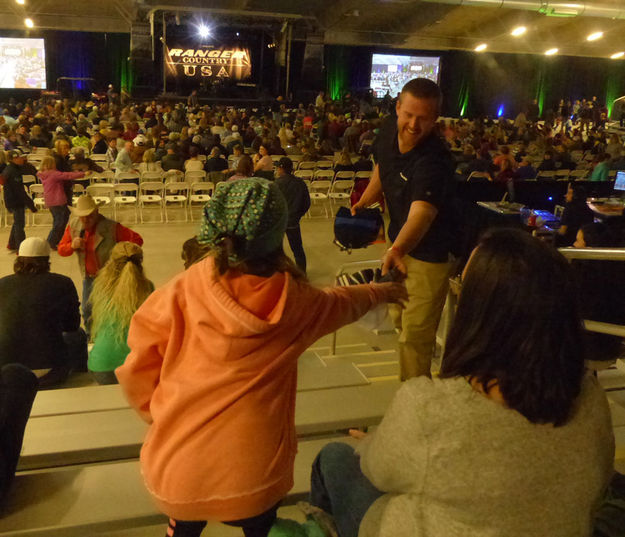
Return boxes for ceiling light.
[15,0,25,4]
[511,26,527,37]
[587,31,603,41]
[474,43,487,52]
[198,25,210,38]
[545,47,558,55]
[611,52,625,59]
[24,17,34,28]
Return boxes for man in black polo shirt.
[353,78,455,380]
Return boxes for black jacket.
[1,163,35,211]
[275,173,311,228]
[0,272,80,370]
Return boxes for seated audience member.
[204,146,228,173]
[494,158,516,183]
[492,145,515,170]
[105,137,118,169]
[138,148,162,175]
[71,128,90,150]
[181,236,210,270]
[334,149,355,173]
[229,144,244,171]
[537,150,557,172]
[268,136,286,156]
[114,141,135,176]
[556,183,594,247]
[590,153,610,182]
[309,229,614,537]
[71,147,104,174]
[184,145,204,173]
[38,156,87,250]
[353,147,373,172]
[515,157,536,180]
[91,131,108,154]
[0,238,86,389]
[253,144,274,180]
[0,363,38,504]
[88,242,153,385]
[161,143,185,172]
[116,178,406,537]
[228,154,254,182]
[465,149,493,177]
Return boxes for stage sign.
[165,45,251,81]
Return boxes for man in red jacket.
[58,194,143,338]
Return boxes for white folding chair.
[185,170,206,183]
[28,184,47,226]
[189,182,215,221]
[91,170,115,184]
[140,171,164,183]
[555,169,570,181]
[313,169,335,182]
[536,170,556,182]
[164,182,190,223]
[72,184,85,206]
[355,171,372,180]
[86,184,115,216]
[294,170,313,181]
[308,180,332,218]
[298,161,316,171]
[115,171,141,185]
[315,160,333,170]
[163,169,185,183]
[570,169,589,181]
[329,178,355,209]
[113,183,139,223]
[139,182,165,223]
[22,174,37,187]
[90,154,108,164]
[33,147,51,156]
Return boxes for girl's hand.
[348,429,367,439]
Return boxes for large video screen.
[370,54,440,98]
[0,37,46,89]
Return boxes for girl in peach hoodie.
[116,178,406,537]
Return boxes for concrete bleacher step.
[0,438,355,537]
[20,381,400,470]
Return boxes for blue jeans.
[82,277,95,340]
[47,205,70,249]
[310,443,383,537]
[7,207,25,251]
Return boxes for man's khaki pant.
[389,256,453,380]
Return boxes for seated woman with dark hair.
[556,183,594,247]
[309,228,614,537]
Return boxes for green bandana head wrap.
[198,177,288,262]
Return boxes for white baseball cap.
[18,237,51,257]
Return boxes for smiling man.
[353,78,455,380]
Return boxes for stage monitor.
[370,54,440,98]
[615,171,625,192]
[0,37,46,89]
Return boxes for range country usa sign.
[165,46,252,81]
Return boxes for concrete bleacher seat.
[0,437,357,537]
[19,381,398,471]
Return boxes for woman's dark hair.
[567,182,587,204]
[236,154,254,177]
[188,145,199,158]
[440,229,585,426]
[14,257,50,275]
[580,222,620,247]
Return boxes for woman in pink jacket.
[37,156,87,249]
[116,178,406,537]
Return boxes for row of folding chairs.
[294,170,372,182]
[27,181,215,225]
[302,178,356,218]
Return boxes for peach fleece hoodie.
[116,256,392,522]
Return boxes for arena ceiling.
[0,0,625,59]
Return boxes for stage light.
[198,25,210,39]
[24,18,34,28]
[15,0,25,4]
[587,31,603,41]
[236,32,240,37]
[474,43,487,52]
[611,52,624,59]
[545,47,558,55]
[497,104,504,117]
[511,26,526,37]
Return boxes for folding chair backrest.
[114,183,139,195]
[335,171,355,181]
[294,170,313,180]
[316,160,333,170]
[191,181,215,195]
[355,171,372,180]
[116,172,140,181]
[314,170,335,181]
[140,182,165,194]
[331,180,354,193]
[141,171,164,182]
[185,171,206,182]
[22,175,37,185]
[86,184,114,200]
[29,184,44,196]
[298,161,316,170]
[310,180,332,192]
[165,181,190,194]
